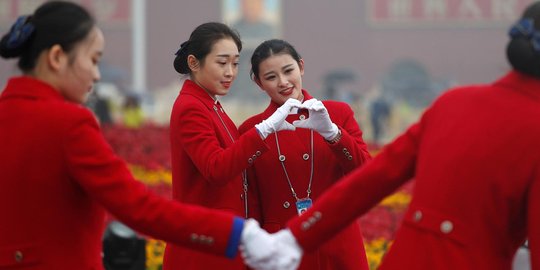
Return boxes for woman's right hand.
[255,98,301,139]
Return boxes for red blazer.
[165,79,269,270]
[0,77,244,270]
[288,71,540,270]
[239,90,371,270]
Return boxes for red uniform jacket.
[165,79,269,270]
[0,77,244,270]
[288,71,540,270]
[239,90,371,270]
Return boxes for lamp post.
[131,0,146,94]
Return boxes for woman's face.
[58,26,104,104]
[256,53,304,105]
[191,38,239,97]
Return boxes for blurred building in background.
[0,1,532,269]
[0,0,532,143]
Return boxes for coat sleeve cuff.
[225,217,244,258]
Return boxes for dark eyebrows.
[262,63,295,77]
[216,54,240,58]
[282,63,294,70]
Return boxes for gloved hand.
[271,229,302,270]
[241,222,302,270]
[255,98,302,139]
[240,219,279,270]
[293,99,339,140]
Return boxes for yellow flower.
[129,165,172,186]
[364,238,393,269]
[380,191,411,210]
[146,239,166,270]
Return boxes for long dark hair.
[0,1,95,73]
[173,22,242,75]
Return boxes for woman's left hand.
[293,99,339,140]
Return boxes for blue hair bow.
[509,18,540,52]
[6,15,35,49]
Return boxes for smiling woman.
[238,39,372,270]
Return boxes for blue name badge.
[295,198,313,216]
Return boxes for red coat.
[239,90,371,270]
[288,71,540,270]
[0,77,244,270]
[165,79,269,270]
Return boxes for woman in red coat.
[0,2,276,269]
[272,2,540,270]
[238,39,372,270]
[165,23,302,270]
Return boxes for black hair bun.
[173,41,190,74]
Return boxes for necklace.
[213,103,249,218]
[274,125,314,216]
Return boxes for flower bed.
[103,125,412,270]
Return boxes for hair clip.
[509,18,534,38]
[509,18,540,52]
[6,15,35,49]
[531,32,540,51]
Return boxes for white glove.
[255,98,302,139]
[240,219,279,270]
[272,229,303,270]
[241,222,302,270]
[293,99,339,140]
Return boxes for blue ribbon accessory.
[509,18,540,52]
[6,15,35,49]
